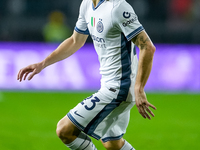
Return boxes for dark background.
[0,0,199,43]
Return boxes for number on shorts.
[81,96,100,111]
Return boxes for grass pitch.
[0,92,199,150]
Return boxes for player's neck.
[92,0,100,7]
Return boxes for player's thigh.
[56,115,80,137]
[67,87,119,129]
[100,101,135,143]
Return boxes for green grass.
[0,92,199,150]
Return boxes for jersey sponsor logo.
[123,12,131,18]
[95,43,106,48]
[91,34,105,43]
[97,19,104,33]
[122,16,138,27]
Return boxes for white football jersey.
[75,0,144,90]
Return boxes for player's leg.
[56,115,97,150]
[56,115,80,144]
[101,138,124,150]
[100,100,135,150]
[101,138,135,150]
[57,86,132,149]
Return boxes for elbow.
[150,45,156,54]
[146,44,156,56]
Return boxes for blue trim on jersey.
[90,133,101,140]
[92,0,105,10]
[84,98,122,136]
[82,33,132,140]
[126,26,144,41]
[67,113,85,131]
[119,33,132,99]
[67,113,101,140]
[101,134,124,143]
[75,26,89,35]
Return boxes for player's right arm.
[17,31,88,82]
[131,30,156,120]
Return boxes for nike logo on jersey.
[74,111,84,118]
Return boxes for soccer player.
[17,0,156,149]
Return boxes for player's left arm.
[131,30,156,120]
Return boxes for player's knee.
[56,119,69,139]
[56,117,80,144]
[101,139,125,150]
[56,119,74,143]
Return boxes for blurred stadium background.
[0,0,200,150]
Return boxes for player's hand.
[17,62,44,82]
[134,89,156,120]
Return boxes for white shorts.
[67,82,135,142]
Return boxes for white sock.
[65,132,97,150]
[120,140,135,150]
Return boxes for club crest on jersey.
[97,19,104,33]
[123,12,131,18]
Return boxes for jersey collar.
[92,0,105,10]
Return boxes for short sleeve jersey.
[75,0,144,89]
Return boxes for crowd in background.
[0,0,199,43]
